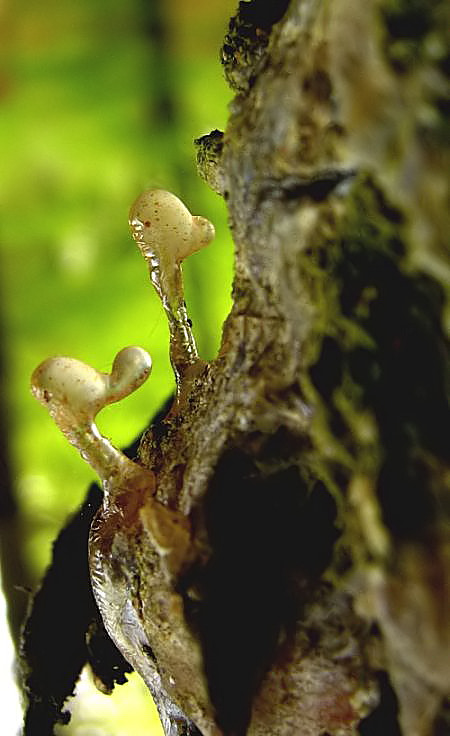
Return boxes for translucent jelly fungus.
[31,346,191,695]
[31,346,153,487]
[129,189,215,387]
[29,191,211,727]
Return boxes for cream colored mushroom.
[129,189,215,264]
[129,189,215,387]
[32,344,192,580]
[31,346,152,484]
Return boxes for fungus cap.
[129,189,215,262]
[31,347,152,422]
[31,356,109,419]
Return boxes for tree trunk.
[27,1,450,735]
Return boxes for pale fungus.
[29,192,208,716]
[31,344,192,701]
[31,346,153,484]
[129,189,215,264]
[129,189,215,387]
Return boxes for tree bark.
[49,1,450,735]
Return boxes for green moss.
[301,177,449,541]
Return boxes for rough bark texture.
[24,1,450,735]
[96,1,449,734]
[105,1,449,734]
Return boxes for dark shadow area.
[19,425,152,735]
[309,179,450,541]
[182,448,339,736]
[433,697,450,736]
[358,671,402,736]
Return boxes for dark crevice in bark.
[260,169,357,204]
[181,448,339,735]
[358,671,402,736]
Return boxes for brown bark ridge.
[71,1,450,735]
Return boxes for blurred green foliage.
[0,0,234,732]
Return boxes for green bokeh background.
[0,0,235,732]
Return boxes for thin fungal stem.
[31,347,154,506]
[129,189,215,394]
[148,255,199,382]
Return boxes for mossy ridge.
[299,176,449,546]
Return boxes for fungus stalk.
[31,343,194,701]
[129,189,215,389]
[31,347,154,503]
